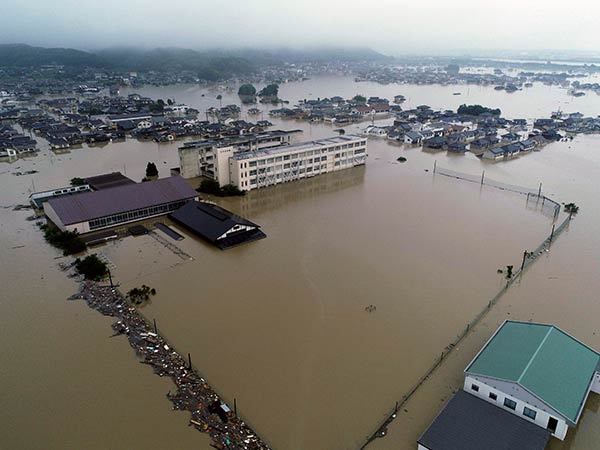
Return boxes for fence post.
[520,250,528,271]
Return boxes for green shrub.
[42,224,86,255]
[75,254,107,281]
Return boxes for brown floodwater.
[2,75,600,449]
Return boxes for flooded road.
[2,75,600,449]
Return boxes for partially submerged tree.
[145,162,158,178]
[127,284,157,306]
[238,83,257,96]
[70,177,86,186]
[75,254,107,281]
[564,202,579,216]
[42,224,86,255]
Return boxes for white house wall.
[469,374,566,421]
[590,371,600,394]
[464,376,568,440]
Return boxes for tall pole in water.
[538,182,542,197]
[520,251,528,271]
[107,268,113,288]
[481,170,485,186]
[234,398,237,416]
[433,160,437,174]
[549,223,556,245]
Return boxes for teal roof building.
[464,320,600,440]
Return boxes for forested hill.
[0,44,390,79]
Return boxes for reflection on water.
[230,165,366,217]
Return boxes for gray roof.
[46,176,197,225]
[170,201,257,242]
[85,172,135,191]
[170,201,266,249]
[418,390,550,450]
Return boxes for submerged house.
[44,176,197,234]
[418,320,600,450]
[170,200,266,249]
[465,320,600,440]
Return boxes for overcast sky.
[1,0,598,55]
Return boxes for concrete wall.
[464,376,568,440]
[179,147,202,178]
[215,147,234,187]
[591,371,600,394]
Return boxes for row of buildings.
[40,174,265,250]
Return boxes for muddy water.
[1,75,599,449]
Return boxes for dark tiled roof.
[418,390,550,450]
[170,201,265,249]
[85,172,135,191]
[47,176,197,225]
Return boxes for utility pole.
[481,170,485,186]
[549,223,556,245]
[107,268,113,288]
[538,182,542,197]
[520,251,528,271]
[433,160,437,174]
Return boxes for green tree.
[353,95,367,104]
[259,84,279,98]
[564,203,579,216]
[42,224,86,255]
[145,162,158,178]
[457,104,501,116]
[75,254,107,281]
[238,84,257,96]
[216,94,223,107]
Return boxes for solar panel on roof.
[196,202,228,221]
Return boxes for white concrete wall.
[218,224,256,240]
[215,147,234,187]
[179,147,202,178]
[590,371,600,394]
[464,376,568,440]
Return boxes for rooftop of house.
[46,176,197,225]
[419,390,549,450]
[465,320,600,423]
[232,134,365,161]
[170,200,265,249]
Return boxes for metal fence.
[434,163,560,220]
[358,214,571,450]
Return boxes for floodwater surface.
[2,75,600,449]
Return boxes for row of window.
[242,144,366,167]
[88,201,186,230]
[471,383,537,421]
[240,159,359,179]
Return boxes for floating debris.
[73,281,271,450]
